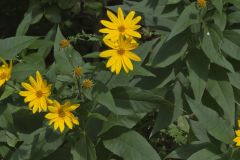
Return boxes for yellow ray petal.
[101,20,117,29]
[132,16,142,25]
[126,29,141,38]
[58,118,65,132]
[123,55,133,70]
[64,116,73,129]
[107,10,120,24]
[122,58,129,73]
[45,113,58,119]
[127,51,141,61]
[236,130,240,137]
[115,58,122,74]
[21,82,34,91]
[118,8,125,23]
[99,50,116,58]
[125,11,135,24]
[103,39,118,49]
[99,28,112,33]
[106,55,118,68]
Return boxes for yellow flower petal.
[101,20,117,29]
[45,113,58,119]
[107,10,120,24]
[106,55,118,68]
[115,58,122,74]
[64,116,73,129]
[126,29,141,38]
[58,118,65,132]
[99,50,116,58]
[123,55,133,70]
[118,7,125,23]
[127,51,141,61]
[125,11,135,24]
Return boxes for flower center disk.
[118,25,125,33]
[0,72,7,79]
[36,90,43,98]
[58,109,66,118]
[118,49,125,55]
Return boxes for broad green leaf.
[104,131,161,160]
[211,0,223,14]
[228,72,240,90]
[0,85,16,101]
[206,70,235,126]
[16,12,32,36]
[201,29,234,72]
[0,36,38,60]
[71,133,96,160]
[10,128,64,160]
[166,142,210,159]
[190,120,210,142]
[167,3,199,40]
[186,96,234,144]
[187,149,221,160]
[149,33,188,68]
[187,51,209,101]
[12,53,45,82]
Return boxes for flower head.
[19,71,52,113]
[45,100,80,133]
[82,79,94,89]
[74,66,83,77]
[99,36,141,74]
[0,58,12,87]
[59,39,70,48]
[197,0,206,8]
[99,7,142,41]
[233,120,240,147]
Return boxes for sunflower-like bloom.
[59,39,70,48]
[99,37,141,74]
[0,58,12,87]
[99,7,142,41]
[45,100,80,133]
[234,130,240,146]
[74,66,83,77]
[19,71,52,113]
[234,120,240,147]
[82,79,94,89]
[197,0,206,8]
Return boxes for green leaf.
[103,131,161,160]
[166,142,210,159]
[16,12,32,36]
[187,149,221,160]
[167,3,199,40]
[0,85,16,101]
[187,51,209,101]
[211,0,223,14]
[71,133,96,160]
[12,53,46,82]
[186,96,234,144]
[206,69,235,126]
[190,120,210,142]
[0,36,38,60]
[201,28,234,72]
[228,72,240,90]
[149,33,188,68]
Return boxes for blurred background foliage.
[0,0,240,160]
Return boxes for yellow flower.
[59,39,70,48]
[45,100,80,133]
[82,79,94,89]
[197,0,206,8]
[99,36,141,74]
[0,58,12,87]
[233,130,240,146]
[74,66,83,77]
[99,7,142,41]
[19,71,52,114]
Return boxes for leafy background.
[0,0,240,159]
